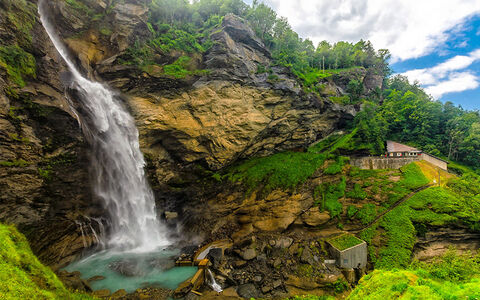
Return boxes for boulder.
[302,207,330,227]
[237,283,260,299]
[241,248,257,261]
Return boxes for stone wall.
[351,155,448,170]
[350,157,420,170]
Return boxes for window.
[397,153,401,156]
[343,259,348,264]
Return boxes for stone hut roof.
[386,141,422,153]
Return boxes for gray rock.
[300,247,315,265]
[241,248,257,260]
[237,283,260,299]
[275,237,293,248]
[273,279,283,289]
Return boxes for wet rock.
[109,259,144,277]
[275,237,293,248]
[234,260,247,268]
[241,248,257,261]
[111,289,127,298]
[273,279,282,289]
[184,292,200,300]
[342,268,356,284]
[261,285,273,293]
[300,247,315,265]
[165,211,178,225]
[237,283,260,299]
[207,248,223,268]
[92,289,111,298]
[222,287,239,297]
[87,275,105,282]
[56,270,92,292]
[273,258,282,268]
[149,258,175,271]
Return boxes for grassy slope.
[348,250,480,299]
[0,223,94,300]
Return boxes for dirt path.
[352,184,433,233]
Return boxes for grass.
[369,183,480,269]
[324,156,349,175]
[348,250,480,300]
[346,183,367,200]
[327,234,364,251]
[225,151,327,194]
[0,223,94,299]
[355,203,376,225]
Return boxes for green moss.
[37,168,52,181]
[64,0,93,16]
[0,45,36,87]
[0,159,29,167]
[0,223,94,299]
[327,233,363,251]
[3,0,36,48]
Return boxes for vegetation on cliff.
[0,223,93,299]
[119,0,389,90]
[348,250,480,299]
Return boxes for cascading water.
[207,269,223,292]
[38,0,169,252]
[38,2,199,293]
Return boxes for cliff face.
[0,0,377,269]
[0,0,107,268]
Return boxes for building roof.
[327,234,364,251]
[386,141,421,153]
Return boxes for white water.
[207,269,223,292]
[38,1,169,252]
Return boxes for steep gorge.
[5,0,477,299]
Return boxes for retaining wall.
[350,157,420,170]
[351,155,448,170]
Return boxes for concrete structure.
[386,140,422,158]
[350,141,449,171]
[422,153,448,171]
[327,234,367,269]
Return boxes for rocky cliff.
[1,0,375,273]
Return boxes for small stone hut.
[326,234,367,269]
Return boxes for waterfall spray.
[38,0,169,252]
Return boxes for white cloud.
[401,49,480,98]
[425,72,479,98]
[257,0,480,61]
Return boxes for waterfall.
[38,1,169,252]
[207,269,223,292]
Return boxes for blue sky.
[244,0,480,110]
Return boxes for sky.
[243,0,480,110]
